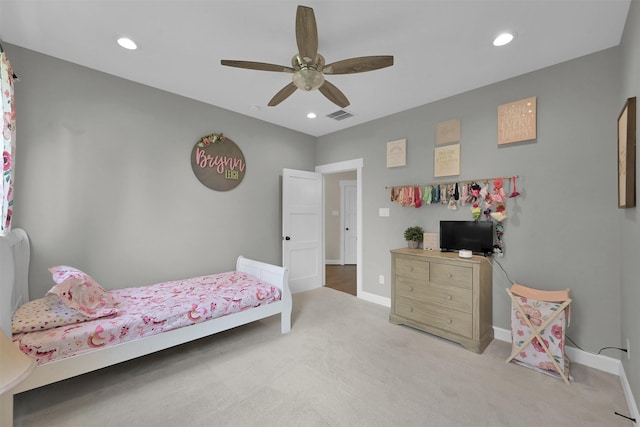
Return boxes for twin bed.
[0,228,292,423]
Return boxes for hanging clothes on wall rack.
[390,186,423,208]
[387,175,520,215]
[385,175,518,191]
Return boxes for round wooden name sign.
[191,133,246,191]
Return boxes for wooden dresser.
[389,248,493,353]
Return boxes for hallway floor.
[325,264,356,296]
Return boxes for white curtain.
[1,50,16,236]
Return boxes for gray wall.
[620,0,640,411]
[7,45,316,298]
[316,47,623,356]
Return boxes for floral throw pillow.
[12,294,96,333]
[47,265,118,318]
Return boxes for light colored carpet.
[14,287,632,427]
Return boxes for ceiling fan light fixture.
[292,68,325,91]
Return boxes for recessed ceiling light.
[117,37,138,50]
[493,32,514,47]
[307,112,317,119]
[250,105,261,111]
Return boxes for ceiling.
[0,1,631,137]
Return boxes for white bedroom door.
[341,180,357,264]
[282,168,323,293]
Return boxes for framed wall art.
[387,138,407,168]
[436,118,460,145]
[434,143,460,177]
[497,96,537,145]
[618,97,636,208]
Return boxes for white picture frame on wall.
[497,96,537,145]
[386,138,407,168]
[434,144,460,177]
[436,118,461,145]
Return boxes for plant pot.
[407,240,420,249]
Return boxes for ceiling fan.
[220,5,393,108]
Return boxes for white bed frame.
[0,228,292,395]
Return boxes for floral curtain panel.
[1,50,16,236]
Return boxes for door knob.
[346,227,349,230]
[284,236,291,241]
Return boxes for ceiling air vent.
[326,110,354,121]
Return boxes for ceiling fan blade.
[318,80,350,108]
[221,60,294,73]
[323,56,394,75]
[296,5,318,61]
[268,82,298,106]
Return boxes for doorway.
[282,159,362,296]
[322,170,357,296]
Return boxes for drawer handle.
[409,307,414,312]
[446,295,452,300]
[408,287,414,292]
[448,273,453,278]
[446,319,452,324]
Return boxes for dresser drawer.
[396,296,473,338]
[395,276,472,313]
[395,257,429,281]
[430,262,472,289]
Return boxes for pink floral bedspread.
[13,271,281,365]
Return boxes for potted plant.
[404,226,424,249]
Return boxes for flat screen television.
[439,221,494,256]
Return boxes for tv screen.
[439,221,494,256]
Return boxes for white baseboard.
[619,362,640,424]
[357,291,390,308]
[493,327,620,374]
[494,326,637,422]
[325,260,341,265]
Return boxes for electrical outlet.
[627,338,631,360]
[379,275,385,285]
